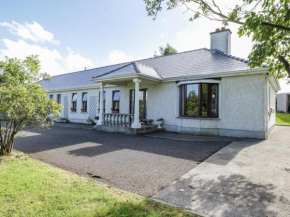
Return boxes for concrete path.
[153,126,290,217]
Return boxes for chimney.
[210,27,232,54]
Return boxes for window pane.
[180,86,185,116]
[113,91,120,101]
[211,85,218,116]
[57,94,61,104]
[113,101,120,109]
[186,84,199,116]
[82,93,87,101]
[72,93,77,102]
[201,84,208,116]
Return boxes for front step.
[137,125,165,135]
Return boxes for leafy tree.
[154,44,177,56]
[0,56,60,156]
[144,0,290,78]
[186,90,199,116]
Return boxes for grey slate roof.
[93,62,161,80]
[39,48,266,91]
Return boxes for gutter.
[163,68,268,82]
[267,74,280,91]
[44,68,268,93]
[91,73,162,83]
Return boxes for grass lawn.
[0,153,198,217]
[276,112,290,126]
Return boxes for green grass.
[0,153,198,217]
[276,112,290,126]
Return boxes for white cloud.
[108,50,134,64]
[65,47,94,72]
[171,21,253,59]
[0,21,59,44]
[160,33,169,38]
[0,39,94,76]
[0,39,65,75]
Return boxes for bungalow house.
[39,28,279,139]
[277,78,290,113]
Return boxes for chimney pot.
[216,28,220,32]
[221,27,226,31]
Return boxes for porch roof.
[92,62,162,82]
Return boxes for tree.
[144,0,290,78]
[0,56,60,156]
[154,43,177,56]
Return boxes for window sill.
[177,116,220,120]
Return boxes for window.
[71,93,77,111]
[180,83,218,117]
[130,89,147,119]
[98,91,106,113]
[57,94,61,104]
[82,92,87,112]
[112,91,120,113]
[49,95,53,100]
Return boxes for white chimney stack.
[210,27,232,54]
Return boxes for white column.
[131,78,141,129]
[97,83,104,125]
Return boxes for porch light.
[212,94,216,99]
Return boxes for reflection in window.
[186,84,199,116]
[72,93,77,110]
[180,83,218,117]
[112,91,120,112]
[82,92,87,111]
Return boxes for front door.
[130,89,147,120]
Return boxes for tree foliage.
[0,56,60,156]
[154,43,178,56]
[144,0,290,78]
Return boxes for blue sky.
[0,0,253,76]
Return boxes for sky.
[0,0,253,76]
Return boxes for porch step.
[137,125,165,136]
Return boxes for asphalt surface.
[14,124,231,197]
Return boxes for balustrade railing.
[102,113,134,127]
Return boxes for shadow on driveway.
[15,125,231,196]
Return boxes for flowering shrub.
[268,108,275,116]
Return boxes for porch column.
[97,82,104,125]
[132,78,141,129]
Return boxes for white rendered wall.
[46,73,268,138]
[267,79,276,129]
[48,89,99,123]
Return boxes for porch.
[91,62,163,134]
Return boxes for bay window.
[180,83,218,117]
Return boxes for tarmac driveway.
[14,124,231,197]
